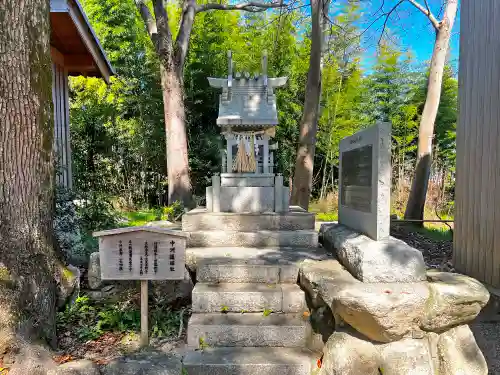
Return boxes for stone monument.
[338,122,391,240]
[205,50,289,213]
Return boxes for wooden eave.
[50,0,114,83]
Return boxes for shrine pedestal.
[206,173,289,213]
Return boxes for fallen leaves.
[53,354,74,364]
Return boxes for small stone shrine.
[205,50,289,213]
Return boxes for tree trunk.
[160,63,193,207]
[0,0,59,351]
[404,1,458,221]
[290,0,324,210]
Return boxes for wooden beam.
[51,47,65,66]
[63,54,96,72]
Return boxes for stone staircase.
[182,207,322,375]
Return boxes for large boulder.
[47,360,100,375]
[321,224,426,283]
[422,271,490,332]
[319,330,381,375]
[437,325,487,375]
[151,267,193,305]
[333,282,429,342]
[377,338,434,375]
[87,252,103,290]
[299,259,360,308]
[101,350,182,375]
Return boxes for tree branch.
[196,1,286,13]
[378,0,405,45]
[152,0,174,60]
[175,0,197,73]
[135,0,158,44]
[407,0,440,30]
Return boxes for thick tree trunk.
[0,0,59,351]
[404,1,458,221]
[290,0,324,210]
[160,64,193,207]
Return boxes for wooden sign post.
[93,226,188,347]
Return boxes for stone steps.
[197,262,299,284]
[182,347,315,375]
[192,283,306,313]
[182,207,315,232]
[186,230,318,249]
[187,313,311,348]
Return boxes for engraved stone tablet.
[338,122,391,240]
[93,226,188,280]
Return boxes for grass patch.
[316,211,338,222]
[418,225,453,241]
[122,209,159,226]
[121,202,184,227]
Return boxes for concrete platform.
[192,283,307,313]
[182,347,316,375]
[182,207,315,232]
[187,313,311,348]
[186,230,318,249]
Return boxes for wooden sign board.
[93,226,188,281]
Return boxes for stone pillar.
[274,173,284,212]
[263,135,269,174]
[269,151,274,174]
[212,173,221,212]
[226,138,233,173]
[221,150,227,173]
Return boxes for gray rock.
[8,343,57,375]
[437,325,488,375]
[377,338,434,375]
[332,282,429,342]
[319,330,381,375]
[88,252,102,290]
[57,265,80,308]
[422,271,490,332]
[321,224,426,283]
[151,267,193,304]
[145,220,176,228]
[101,351,181,375]
[47,360,100,375]
[299,259,359,308]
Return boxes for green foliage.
[54,185,87,264]
[57,294,182,341]
[71,1,457,218]
[262,308,273,317]
[198,337,209,350]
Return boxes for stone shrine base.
[302,223,490,375]
[206,173,289,213]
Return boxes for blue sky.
[344,0,460,72]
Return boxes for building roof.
[93,226,190,238]
[208,51,287,127]
[50,0,114,83]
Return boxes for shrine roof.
[208,51,287,127]
[93,226,189,238]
